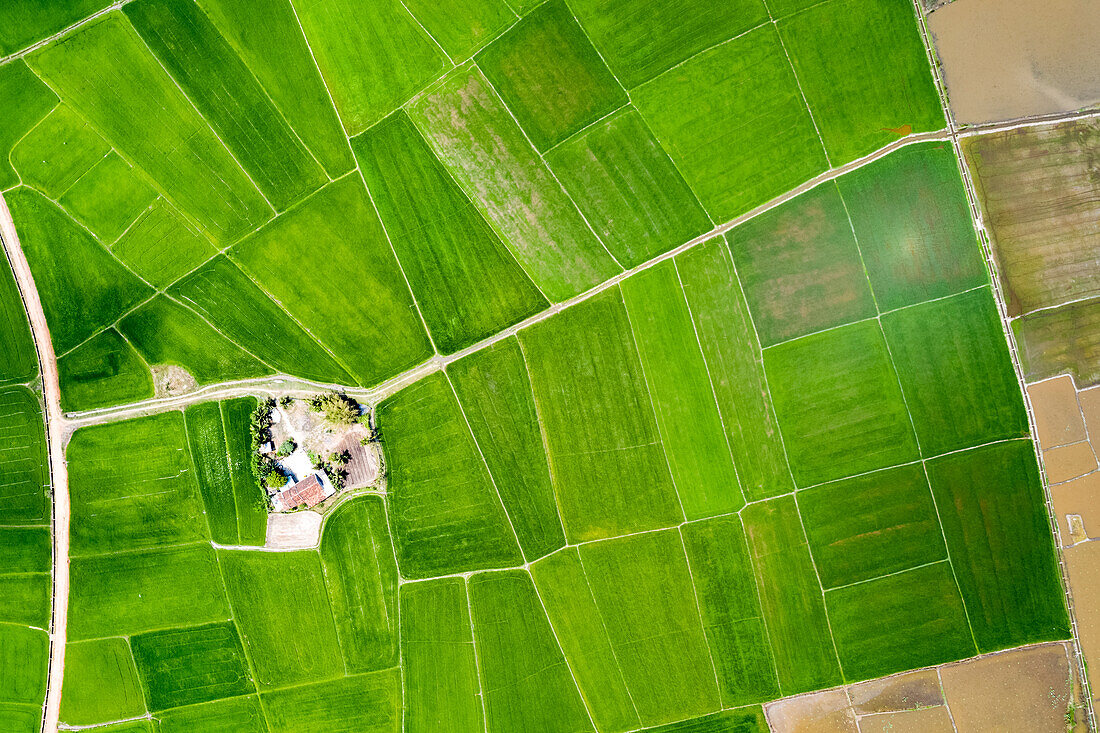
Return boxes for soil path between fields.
[0,191,68,733]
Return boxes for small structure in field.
[272,473,333,511]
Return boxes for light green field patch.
[58,328,153,412]
[403,0,515,60]
[837,142,987,311]
[621,261,743,519]
[883,288,1029,455]
[927,441,1071,652]
[400,579,483,733]
[547,108,711,268]
[379,373,523,578]
[110,198,217,289]
[765,320,919,487]
[291,0,447,135]
[27,14,272,243]
[634,25,827,222]
[476,0,627,150]
[580,530,721,726]
[0,527,49,575]
[158,696,267,733]
[777,0,944,164]
[219,397,268,546]
[729,182,876,346]
[119,296,273,385]
[642,707,770,733]
[409,64,620,301]
[519,289,683,542]
[261,670,400,733]
[232,175,433,387]
[568,0,768,88]
[320,496,398,673]
[742,496,841,694]
[68,543,229,641]
[0,386,49,525]
[9,187,153,353]
[799,463,946,589]
[0,60,57,190]
[0,574,49,628]
[530,548,640,732]
[60,638,144,726]
[10,104,110,198]
[219,550,343,689]
[0,706,38,733]
[0,625,47,708]
[0,0,112,56]
[468,570,594,732]
[184,401,238,546]
[0,249,37,385]
[170,256,353,385]
[353,112,548,353]
[676,239,793,501]
[126,0,327,211]
[59,152,158,243]
[448,338,566,561]
[825,562,975,681]
[681,517,779,707]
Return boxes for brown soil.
[1028,376,1088,449]
[766,689,857,733]
[151,365,198,398]
[1043,441,1098,484]
[264,511,322,550]
[939,643,1074,732]
[857,706,953,733]
[271,399,371,462]
[1065,543,1100,708]
[1077,386,1100,438]
[1051,472,1100,546]
[848,669,943,714]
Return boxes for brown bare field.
[766,688,857,733]
[1029,376,1089,449]
[1052,473,1100,547]
[857,706,953,733]
[1066,542,1100,710]
[1078,386,1100,437]
[264,511,322,550]
[848,669,943,714]
[928,0,1100,124]
[1016,298,1100,386]
[1044,441,1098,484]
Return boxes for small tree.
[278,395,294,408]
[330,449,350,466]
[276,439,296,457]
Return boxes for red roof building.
[275,474,327,510]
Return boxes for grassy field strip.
[675,528,726,703]
[0,2,128,64]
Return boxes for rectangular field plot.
[0,574,49,628]
[219,397,268,546]
[764,320,918,487]
[184,401,239,546]
[27,14,272,243]
[402,0,515,60]
[580,531,721,726]
[742,496,841,694]
[319,496,398,673]
[9,187,152,354]
[883,288,1029,455]
[219,550,343,689]
[59,152,158,244]
[400,579,483,733]
[0,60,57,190]
[110,198,217,290]
[130,621,255,710]
[353,112,548,353]
[158,696,266,733]
[1014,297,1100,386]
[546,108,711,269]
[447,339,566,561]
[468,570,594,732]
[10,104,110,198]
[0,625,48,707]
[777,0,943,164]
[642,708,769,733]
[676,239,792,501]
[633,25,827,223]
[0,527,49,575]
[0,249,37,385]
[825,562,975,682]
[0,0,112,55]
[837,142,987,312]
[729,182,875,347]
[409,64,620,302]
[621,262,743,519]
[476,0,627,150]
[519,289,683,542]
[260,670,401,733]
[927,441,1071,652]
[379,373,522,578]
[59,638,145,727]
[68,543,229,640]
[798,464,946,589]
[0,386,49,525]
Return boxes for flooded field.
[928,0,1100,124]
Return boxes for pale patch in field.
[265,511,322,550]
[1029,375,1089,449]
[766,688,857,733]
[151,364,197,398]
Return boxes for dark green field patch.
[0,60,57,190]
[9,187,152,353]
[799,464,946,589]
[927,441,1071,652]
[642,707,769,733]
[547,108,711,268]
[320,496,398,673]
[837,142,986,311]
[742,496,841,694]
[157,695,267,733]
[0,574,49,628]
[0,0,112,56]
[0,625,48,707]
[477,0,627,150]
[883,288,1029,455]
[219,397,268,546]
[0,249,37,386]
[353,112,548,353]
[59,152,158,244]
[110,198,217,289]
[403,0,514,59]
[68,543,229,641]
[58,328,153,412]
[765,320,918,486]
[634,25,827,222]
[0,386,50,525]
[0,706,37,733]
[260,670,400,733]
[119,296,273,386]
[60,638,145,726]
[825,562,975,681]
[131,621,254,711]
[519,289,683,542]
[67,411,208,555]
[10,104,110,198]
[448,338,566,561]
[184,401,238,546]
[380,373,522,578]
[0,527,50,575]
[729,182,875,346]
[777,0,944,164]
[468,570,594,732]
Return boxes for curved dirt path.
[0,192,68,733]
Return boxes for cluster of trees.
[249,397,286,490]
[308,391,363,426]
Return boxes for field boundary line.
[789,491,846,679]
[822,558,949,593]
[396,0,456,67]
[541,102,630,156]
[463,577,492,733]
[0,2,131,65]
[675,527,726,701]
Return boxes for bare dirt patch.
[264,511,323,550]
[1029,375,1089,449]
[1066,543,1100,709]
[151,365,197,398]
[848,669,943,714]
[1078,386,1100,438]
[1052,472,1100,546]
[766,688,857,733]
[1044,441,1099,484]
[857,706,953,733]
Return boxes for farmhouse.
[272,473,333,512]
